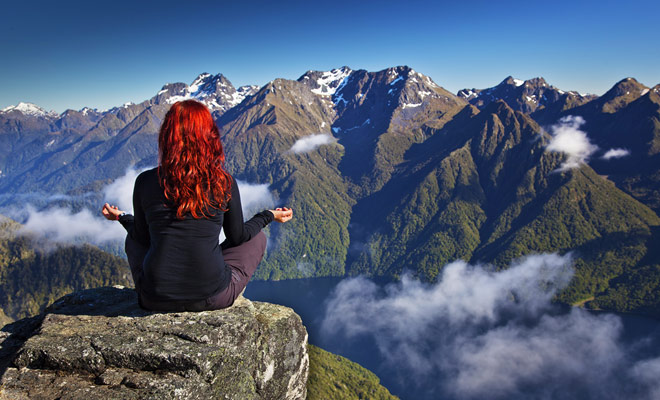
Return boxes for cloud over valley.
[288,133,336,154]
[321,253,660,399]
[546,116,598,171]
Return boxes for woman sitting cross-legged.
[102,99,292,311]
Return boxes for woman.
[102,100,292,311]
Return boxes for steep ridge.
[458,76,596,119]
[217,75,350,279]
[215,66,465,279]
[347,100,660,308]
[549,78,660,213]
[329,66,465,196]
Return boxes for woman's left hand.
[102,203,125,221]
[270,207,293,223]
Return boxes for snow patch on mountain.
[231,85,260,106]
[311,68,352,96]
[390,76,404,86]
[80,107,95,116]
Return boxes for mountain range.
[1,67,659,317]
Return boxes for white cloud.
[321,253,660,399]
[289,133,335,154]
[546,116,598,171]
[296,260,315,277]
[11,167,148,245]
[631,357,660,400]
[103,166,150,213]
[19,205,125,244]
[602,148,631,160]
[235,180,276,216]
[218,180,276,244]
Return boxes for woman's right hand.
[102,203,125,221]
[270,207,293,223]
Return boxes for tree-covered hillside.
[0,218,132,323]
[307,345,398,400]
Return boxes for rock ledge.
[0,286,308,399]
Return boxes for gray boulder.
[0,286,308,399]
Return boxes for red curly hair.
[158,100,232,219]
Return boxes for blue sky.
[2,0,659,113]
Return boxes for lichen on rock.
[0,286,308,399]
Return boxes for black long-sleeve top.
[119,168,273,302]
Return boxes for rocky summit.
[0,286,309,400]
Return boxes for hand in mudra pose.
[270,207,293,223]
[102,203,123,220]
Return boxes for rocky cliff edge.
[0,286,309,399]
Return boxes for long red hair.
[158,100,232,219]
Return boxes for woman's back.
[132,168,230,302]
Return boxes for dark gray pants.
[126,231,267,311]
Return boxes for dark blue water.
[244,277,660,400]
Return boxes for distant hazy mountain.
[0,73,259,197]
[1,68,659,316]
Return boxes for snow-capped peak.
[191,73,213,86]
[188,73,217,94]
[165,73,226,105]
[160,73,258,112]
[1,102,57,117]
[512,78,524,87]
[80,107,97,116]
[311,67,352,96]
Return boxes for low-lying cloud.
[19,205,126,244]
[289,133,335,154]
[602,148,631,160]
[546,116,598,171]
[235,180,276,216]
[14,167,148,245]
[219,180,276,243]
[321,253,660,399]
[103,166,149,213]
